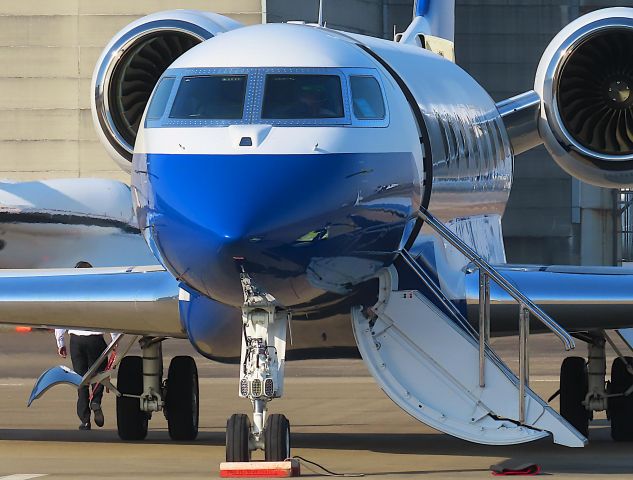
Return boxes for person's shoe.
[91,402,104,427]
[79,422,91,431]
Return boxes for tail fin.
[400,0,455,44]
[414,0,431,18]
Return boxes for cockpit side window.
[146,77,175,120]
[169,75,247,120]
[350,76,385,120]
[262,75,344,120]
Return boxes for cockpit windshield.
[145,67,387,128]
[350,76,385,120]
[146,77,175,120]
[169,75,247,120]
[262,74,344,119]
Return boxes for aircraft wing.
[0,178,158,268]
[465,264,633,336]
[0,265,184,338]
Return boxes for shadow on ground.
[1,424,631,475]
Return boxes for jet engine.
[535,7,633,188]
[90,10,243,172]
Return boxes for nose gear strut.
[226,271,291,461]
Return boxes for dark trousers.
[69,334,108,424]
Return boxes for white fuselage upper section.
[136,22,513,225]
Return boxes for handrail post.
[415,207,575,352]
[519,304,530,423]
[478,271,490,388]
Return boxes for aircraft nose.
[145,152,419,307]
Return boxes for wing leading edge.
[0,265,184,338]
[465,265,633,334]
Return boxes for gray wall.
[267,0,412,38]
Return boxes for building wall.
[267,0,412,39]
[0,0,262,182]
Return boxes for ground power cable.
[291,456,365,477]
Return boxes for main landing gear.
[558,331,633,441]
[116,337,199,441]
[226,273,291,461]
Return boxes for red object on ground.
[15,326,32,333]
[220,460,300,478]
[491,463,542,476]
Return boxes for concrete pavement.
[0,331,631,479]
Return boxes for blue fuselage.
[134,151,420,312]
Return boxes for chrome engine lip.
[543,16,633,165]
[92,19,211,166]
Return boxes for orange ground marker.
[15,326,32,333]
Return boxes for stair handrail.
[415,207,575,351]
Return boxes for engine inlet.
[557,28,633,155]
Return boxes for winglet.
[27,365,82,407]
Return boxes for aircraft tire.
[116,356,149,440]
[226,413,251,462]
[264,413,290,461]
[166,355,199,440]
[609,356,633,441]
[560,356,589,437]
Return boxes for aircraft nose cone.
[144,152,419,307]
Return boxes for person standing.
[55,328,112,430]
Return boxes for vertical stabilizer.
[399,0,455,45]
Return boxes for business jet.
[5,0,633,461]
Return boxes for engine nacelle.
[535,7,633,188]
[91,10,243,172]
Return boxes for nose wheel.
[226,414,251,462]
[264,414,291,461]
[225,413,291,462]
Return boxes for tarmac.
[0,330,632,479]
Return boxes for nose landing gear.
[225,272,291,461]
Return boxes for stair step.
[352,282,586,447]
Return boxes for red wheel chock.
[220,460,300,478]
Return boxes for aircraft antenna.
[318,0,324,27]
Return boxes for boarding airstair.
[352,208,587,447]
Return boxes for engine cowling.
[535,7,633,188]
[91,10,243,172]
